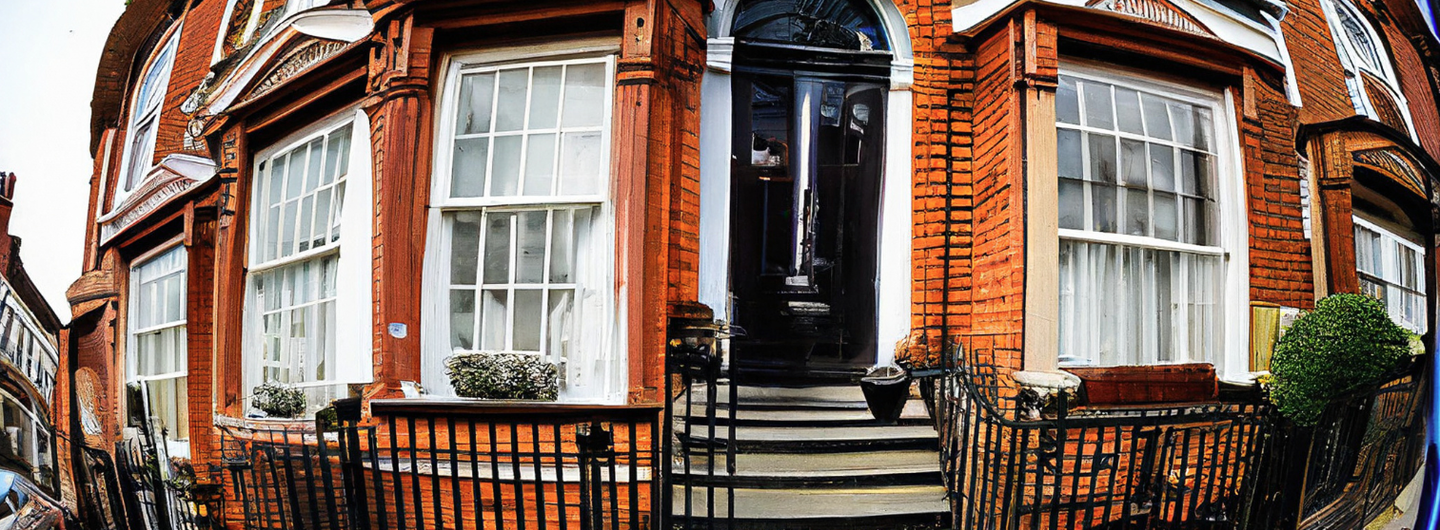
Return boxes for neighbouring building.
[58,0,1440,527]
[0,173,66,509]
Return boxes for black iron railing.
[665,315,737,529]
[221,401,662,530]
[921,337,1428,530]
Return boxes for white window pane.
[1115,88,1144,135]
[1171,102,1195,149]
[266,159,285,207]
[1093,184,1117,233]
[480,290,508,350]
[264,207,281,263]
[495,69,529,132]
[1154,192,1178,241]
[331,181,345,242]
[561,63,607,128]
[516,211,547,283]
[483,213,512,284]
[312,188,332,249]
[323,127,352,184]
[1088,133,1117,183]
[451,289,476,350]
[1081,81,1114,130]
[285,147,306,198]
[1057,76,1080,125]
[489,135,523,197]
[1149,144,1175,192]
[1180,150,1211,198]
[280,200,298,258]
[523,134,557,196]
[547,289,573,359]
[1141,94,1172,141]
[449,211,481,284]
[1120,139,1147,187]
[559,132,603,195]
[549,209,574,283]
[529,66,563,130]
[1058,179,1084,230]
[457,72,496,135]
[513,289,543,351]
[304,139,323,193]
[1125,188,1148,237]
[297,196,315,252]
[1192,107,1213,151]
[450,137,489,198]
[1057,129,1082,179]
[166,274,184,323]
[1184,197,1208,245]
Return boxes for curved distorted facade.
[57,0,1440,527]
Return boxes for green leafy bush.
[1269,293,1409,426]
[252,381,307,418]
[447,353,559,401]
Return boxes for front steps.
[672,383,951,529]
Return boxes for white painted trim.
[212,0,240,65]
[952,0,1284,66]
[698,70,733,321]
[875,89,914,367]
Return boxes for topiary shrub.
[1269,293,1409,426]
[447,353,559,401]
[252,382,307,418]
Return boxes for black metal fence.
[114,425,222,530]
[665,315,737,529]
[220,401,662,530]
[924,337,1428,530]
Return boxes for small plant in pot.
[447,353,560,401]
[1269,293,1410,427]
[252,381,307,419]
[860,364,911,425]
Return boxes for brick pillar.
[1311,133,1359,295]
[364,13,434,394]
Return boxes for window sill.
[214,414,315,433]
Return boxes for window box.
[1064,363,1218,405]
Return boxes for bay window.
[1354,215,1427,333]
[1055,67,1240,368]
[245,110,371,412]
[128,245,188,457]
[424,47,620,403]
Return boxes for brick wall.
[1246,70,1316,308]
[1379,21,1440,157]
[1284,0,1357,123]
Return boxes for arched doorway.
[723,0,894,378]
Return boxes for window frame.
[1353,213,1428,333]
[112,25,182,210]
[242,108,368,407]
[125,240,189,450]
[1054,62,1249,374]
[1322,0,1419,138]
[422,40,624,403]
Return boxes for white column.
[698,41,735,321]
[875,89,913,367]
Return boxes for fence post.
[578,421,615,530]
[331,398,370,530]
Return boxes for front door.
[728,71,885,375]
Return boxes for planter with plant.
[1268,293,1410,427]
[447,353,559,401]
[252,381,307,419]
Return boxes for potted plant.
[446,353,559,401]
[1268,293,1410,426]
[860,364,910,424]
[251,381,307,419]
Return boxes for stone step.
[676,449,942,488]
[678,399,931,427]
[681,425,939,453]
[671,484,950,529]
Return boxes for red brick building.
[58,0,1440,526]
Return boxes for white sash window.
[1354,216,1427,333]
[245,110,373,412]
[1055,66,1242,369]
[128,244,188,457]
[424,45,621,403]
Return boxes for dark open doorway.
[726,7,891,379]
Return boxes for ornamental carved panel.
[1087,0,1214,37]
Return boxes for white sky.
[0,1,126,322]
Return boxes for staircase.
[672,383,952,529]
